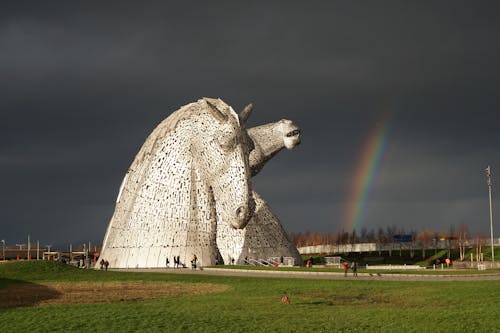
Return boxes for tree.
[433,232,440,255]
[312,232,322,246]
[416,229,433,259]
[360,227,368,243]
[409,229,418,258]
[376,227,386,256]
[475,229,487,262]
[457,224,469,261]
[397,227,406,257]
[367,228,376,242]
[349,229,358,244]
[386,226,397,257]
[303,230,312,246]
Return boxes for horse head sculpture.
[99,98,255,268]
[245,119,301,176]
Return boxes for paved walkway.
[114,267,500,281]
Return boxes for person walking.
[191,254,197,269]
[342,261,349,277]
[351,261,358,277]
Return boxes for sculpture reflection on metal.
[98,98,302,268]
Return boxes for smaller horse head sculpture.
[246,119,301,176]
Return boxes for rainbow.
[342,113,392,232]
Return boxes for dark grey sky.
[1,2,500,247]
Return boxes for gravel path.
[114,267,500,281]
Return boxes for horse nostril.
[236,206,248,220]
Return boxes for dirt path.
[0,281,228,308]
[115,267,500,281]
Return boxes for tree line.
[290,224,490,260]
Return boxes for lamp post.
[485,166,495,267]
[45,245,52,260]
[27,234,31,260]
[1,239,5,261]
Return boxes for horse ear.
[204,98,229,122]
[239,103,253,125]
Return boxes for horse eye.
[218,134,236,151]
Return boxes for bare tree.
[349,229,357,244]
[457,224,469,261]
[322,232,330,246]
[475,229,487,262]
[449,225,456,247]
[386,226,397,257]
[397,227,406,257]
[376,227,386,256]
[304,230,312,246]
[367,228,376,242]
[409,229,418,258]
[312,232,322,246]
[416,229,433,259]
[367,228,376,254]
[360,227,368,243]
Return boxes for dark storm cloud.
[1,1,500,246]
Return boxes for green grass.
[1,261,500,332]
[465,246,500,261]
[212,264,500,275]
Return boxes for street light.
[485,166,495,267]
[1,239,5,261]
[45,245,52,260]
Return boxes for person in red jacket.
[343,262,349,277]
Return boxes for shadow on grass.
[297,300,334,306]
[0,278,62,309]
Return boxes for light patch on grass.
[0,281,229,308]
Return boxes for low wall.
[366,264,425,270]
[298,243,377,254]
[451,261,500,269]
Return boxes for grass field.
[1,261,499,332]
[210,264,500,275]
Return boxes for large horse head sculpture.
[99,98,254,268]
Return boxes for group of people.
[166,255,182,268]
[342,261,357,277]
[165,255,198,269]
[99,258,109,270]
